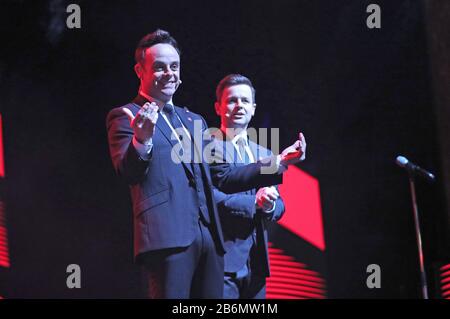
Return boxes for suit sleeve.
[264,188,285,222]
[106,107,151,184]
[205,138,282,194]
[206,134,283,194]
[213,187,256,220]
[210,161,282,193]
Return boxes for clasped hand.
[256,186,279,212]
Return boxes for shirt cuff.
[276,155,288,174]
[133,136,153,160]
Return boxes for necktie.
[163,104,199,165]
[162,104,190,150]
[236,137,250,164]
[162,104,184,132]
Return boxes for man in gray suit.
[212,74,305,298]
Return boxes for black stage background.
[0,0,448,298]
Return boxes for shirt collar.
[220,127,248,146]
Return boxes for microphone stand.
[408,173,429,299]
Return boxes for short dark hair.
[215,74,256,104]
[135,29,180,64]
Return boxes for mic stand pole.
[408,173,429,299]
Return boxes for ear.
[214,101,221,116]
[134,63,142,79]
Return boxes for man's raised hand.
[123,102,159,145]
[280,132,307,166]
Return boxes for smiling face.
[134,43,180,103]
[215,84,256,130]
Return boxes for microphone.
[396,155,435,182]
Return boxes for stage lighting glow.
[267,245,326,299]
[440,263,450,299]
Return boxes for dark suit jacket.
[212,133,285,277]
[106,95,283,261]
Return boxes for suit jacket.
[212,132,285,277]
[106,95,283,261]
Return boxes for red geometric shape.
[278,166,325,251]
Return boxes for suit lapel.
[175,106,201,159]
[248,140,259,163]
[225,139,242,167]
[175,107,195,139]
[174,106,202,175]
[155,114,177,148]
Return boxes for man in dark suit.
[106,30,307,299]
[212,74,292,299]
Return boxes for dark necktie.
[162,104,190,151]
[163,104,199,166]
[162,104,184,132]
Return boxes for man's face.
[135,43,180,103]
[215,84,256,130]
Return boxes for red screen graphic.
[278,166,325,250]
[267,166,326,299]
